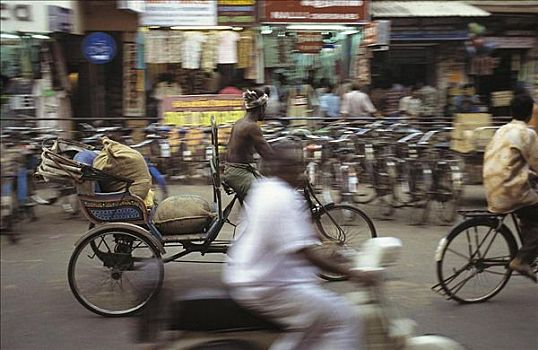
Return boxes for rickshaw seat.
[78,191,149,225]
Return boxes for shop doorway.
[372,46,436,88]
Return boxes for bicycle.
[432,209,536,303]
[389,129,463,225]
[39,119,377,317]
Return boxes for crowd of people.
[260,77,488,127]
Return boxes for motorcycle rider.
[483,93,538,282]
[223,139,378,349]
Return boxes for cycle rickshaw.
[37,118,376,317]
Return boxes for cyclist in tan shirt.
[483,93,538,282]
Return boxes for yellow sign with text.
[163,111,245,126]
[162,95,245,126]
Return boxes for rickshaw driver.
[223,88,274,201]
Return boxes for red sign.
[261,0,369,23]
[295,32,323,53]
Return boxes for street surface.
[1,184,537,350]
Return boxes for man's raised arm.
[250,124,274,159]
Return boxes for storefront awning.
[467,1,538,14]
[372,1,490,17]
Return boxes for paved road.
[1,185,537,350]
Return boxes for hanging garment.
[201,32,217,72]
[217,31,240,64]
[167,31,183,64]
[182,32,206,69]
[237,31,254,69]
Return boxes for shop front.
[471,13,538,115]
[138,0,260,122]
[1,0,82,132]
[258,0,370,118]
[67,0,141,127]
[368,1,492,117]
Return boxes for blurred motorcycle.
[136,237,467,350]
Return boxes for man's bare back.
[226,118,272,164]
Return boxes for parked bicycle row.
[258,119,473,225]
[0,118,500,237]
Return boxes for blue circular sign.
[82,32,117,64]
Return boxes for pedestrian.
[340,82,377,121]
[335,79,353,98]
[223,139,379,349]
[399,86,422,125]
[483,93,538,282]
[369,86,387,117]
[153,73,182,120]
[287,78,316,126]
[418,82,439,125]
[384,81,405,120]
[454,83,480,113]
[223,88,273,201]
[319,83,340,119]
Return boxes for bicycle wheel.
[68,229,164,317]
[315,204,377,281]
[435,217,517,303]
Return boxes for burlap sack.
[93,137,152,202]
[153,195,215,234]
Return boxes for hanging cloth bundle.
[36,138,94,183]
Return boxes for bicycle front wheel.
[68,229,164,317]
[435,217,517,303]
[315,204,377,281]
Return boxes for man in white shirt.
[399,86,422,123]
[340,83,377,119]
[223,140,378,350]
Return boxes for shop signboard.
[261,0,369,24]
[363,20,390,47]
[295,32,323,53]
[48,5,73,33]
[123,43,145,116]
[486,37,536,49]
[117,0,145,13]
[217,0,257,26]
[1,0,79,34]
[141,0,217,27]
[162,95,245,126]
[82,32,117,64]
[391,31,468,41]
